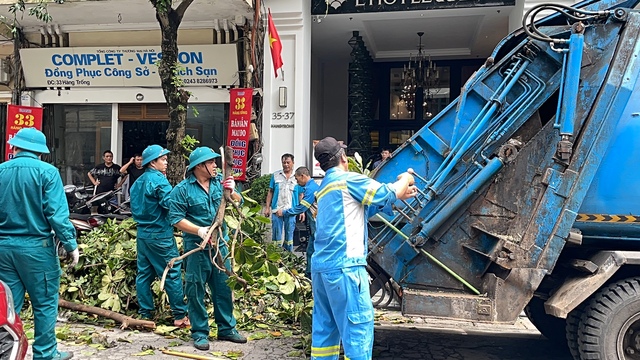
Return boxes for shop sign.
[5,105,44,161]
[19,44,239,88]
[312,0,515,14]
[227,88,253,181]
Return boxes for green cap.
[141,144,170,166]
[8,128,49,154]
[187,147,220,171]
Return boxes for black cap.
[314,137,347,166]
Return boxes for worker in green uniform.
[168,147,247,351]
[0,128,79,360]
[130,144,189,327]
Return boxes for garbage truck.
[366,0,640,358]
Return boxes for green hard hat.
[8,127,49,154]
[141,144,170,166]
[187,147,220,171]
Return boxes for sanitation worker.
[0,128,79,360]
[311,137,417,360]
[130,145,189,327]
[276,166,319,279]
[168,147,247,351]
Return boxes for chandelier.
[401,32,440,116]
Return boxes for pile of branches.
[57,197,312,333]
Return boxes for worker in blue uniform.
[130,144,189,327]
[277,166,319,279]
[168,147,247,351]
[0,128,79,360]
[310,137,417,360]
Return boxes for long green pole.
[373,214,481,295]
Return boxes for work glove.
[222,176,236,192]
[198,226,211,242]
[69,248,80,267]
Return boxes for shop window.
[389,66,450,121]
[390,68,414,120]
[51,104,112,185]
[370,130,379,148]
[389,130,414,145]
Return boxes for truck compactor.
[367,0,640,358]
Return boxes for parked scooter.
[64,185,131,216]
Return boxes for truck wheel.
[525,296,568,344]
[578,277,640,359]
[566,304,585,360]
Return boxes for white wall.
[263,0,312,173]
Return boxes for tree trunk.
[151,0,194,185]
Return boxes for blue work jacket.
[312,167,397,273]
[130,168,173,239]
[0,151,77,251]
[283,180,319,229]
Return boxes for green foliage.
[224,195,313,334]
[180,134,199,159]
[55,195,311,335]
[348,151,372,176]
[246,174,271,206]
[8,0,52,24]
[60,218,144,315]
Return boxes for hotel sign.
[312,0,515,14]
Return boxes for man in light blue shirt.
[263,153,302,251]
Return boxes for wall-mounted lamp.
[136,93,144,101]
[278,86,287,108]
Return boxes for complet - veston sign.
[312,0,515,14]
[19,44,239,88]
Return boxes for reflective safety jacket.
[311,167,397,273]
[130,168,173,238]
[0,151,77,251]
[284,180,319,230]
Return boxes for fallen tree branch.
[58,299,156,330]
[160,146,246,291]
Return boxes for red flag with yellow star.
[268,9,283,78]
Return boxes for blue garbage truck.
[367,0,640,358]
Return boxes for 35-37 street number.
[272,112,294,120]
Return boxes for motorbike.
[64,185,131,216]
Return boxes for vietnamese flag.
[268,9,283,77]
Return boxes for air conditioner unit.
[21,91,34,107]
[0,58,10,84]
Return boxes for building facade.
[262,0,577,174]
[0,0,254,185]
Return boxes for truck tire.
[566,304,585,360]
[525,296,568,344]
[578,277,640,359]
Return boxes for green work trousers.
[136,236,187,320]
[0,240,61,360]
[184,242,237,340]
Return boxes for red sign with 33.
[5,104,44,161]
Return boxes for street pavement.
[25,310,572,359]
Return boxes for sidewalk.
[25,310,541,359]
